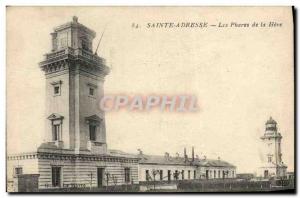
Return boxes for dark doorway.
[167,170,171,181]
[97,168,104,187]
[264,170,269,178]
[206,170,209,179]
[52,167,61,187]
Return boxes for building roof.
[266,117,277,124]
[53,16,96,38]
[198,159,236,168]
[108,149,139,158]
[138,154,235,168]
[138,154,190,165]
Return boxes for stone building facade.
[138,148,236,182]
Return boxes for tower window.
[51,80,62,96]
[54,86,60,95]
[60,38,67,48]
[89,125,96,141]
[48,113,64,142]
[14,167,23,175]
[85,115,101,142]
[89,88,94,96]
[268,156,272,163]
[82,40,89,51]
[53,124,61,141]
[82,39,92,52]
[87,83,97,98]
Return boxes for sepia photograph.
[5,6,295,193]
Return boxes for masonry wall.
[7,157,39,181]
[77,69,107,153]
[138,164,236,182]
[7,155,39,192]
[257,166,287,178]
[38,155,139,189]
[45,69,71,148]
[138,164,198,182]
[199,166,236,179]
[7,153,139,190]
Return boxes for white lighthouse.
[259,117,287,178]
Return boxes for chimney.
[165,152,170,160]
[192,147,195,162]
[137,149,143,155]
[184,148,187,162]
[72,16,78,23]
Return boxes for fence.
[176,178,295,192]
[38,184,140,192]
[14,178,294,192]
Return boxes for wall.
[77,69,107,153]
[257,166,287,178]
[199,167,236,179]
[261,137,279,164]
[45,69,70,148]
[37,154,138,189]
[7,153,139,190]
[138,164,197,182]
[7,156,39,181]
[7,154,39,192]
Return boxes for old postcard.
[6,6,294,192]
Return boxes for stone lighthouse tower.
[7,17,139,190]
[259,117,287,178]
[39,16,110,154]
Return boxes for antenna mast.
[94,25,107,55]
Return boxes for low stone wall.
[8,174,40,192]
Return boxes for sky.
[6,7,294,173]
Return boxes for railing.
[38,184,140,192]
[44,47,105,65]
[46,49,66,59]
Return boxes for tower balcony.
[260,132,282,140]
[39,47,106,68]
